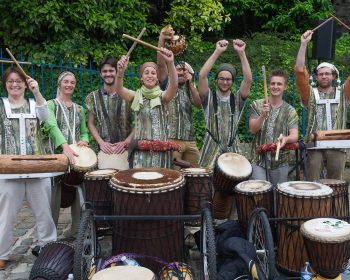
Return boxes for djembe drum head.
[92,266,155,280]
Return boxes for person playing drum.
[85,57,134,155]
[44,70,89,238]
[198,39,252,168]
[249,69,299,186]
[295,30,350,181]
[0,67,57,270]
[157,28,202,168]
[116,48,178,168]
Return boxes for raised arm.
[183,69,202,108]
[161,48,178,104]
[157,28,174,84]
[116,55,136,102]
[296,30,313,71]
[198,40,228,99]
[234,39,252,99]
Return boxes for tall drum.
[276,181,333,275]
[301,218,350,279]
[317,179,349,217]
[181,168,212,225]
[234,180,273,232]
[110,168,185,273]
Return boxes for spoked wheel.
[247,208,278,280]
[200,207,217,280]
[74,209,96,280]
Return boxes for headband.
[176,61,194,74]
[140,62,158,75]
[57,71,76,97]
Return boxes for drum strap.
[55,98,77,144]
[2,97,36,154]
[98,88,121,143]
[209,91,236,151]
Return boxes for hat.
[140,62,158,75]
[216,63,236,79]
[316,62,339,77]
[175,61,194,74]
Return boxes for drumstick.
[311,17,334,33]
[262,65,268,103]
[122,34,161,52]
[5,48,31,79]
[0,59,32,65]
[275,134,283,161]
[126,27,146,57]
[331,14,350,31]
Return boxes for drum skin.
[29,241,74,280]
[110,168,185,273]
[234,180,273,232]
[301,218,350,279]
[276,181,333,275]
[92,266,155,280]
[317,179,349,217]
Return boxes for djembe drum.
[234,180,273,232]
[301,218,350,279]
[84,169,118,230]
[61,144,97,208]
[317,179,349,217]
[29,241,74,280]
[181,168,212,225]
[92,266,155,280]
[276,181,333,275]
[213,153,252,219]
[97,150,129,170]
[110,168,185,273]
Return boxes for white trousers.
[0,178,57,260]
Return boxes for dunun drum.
[29,241,74,280]
[181,168,213,225]
[317,179,349,217]
[110,168,185,273]
[92,266,155,280]
[234,180,273,232]
[84,169,118,230]
[301,218,350,279]
[276,181,333,275]
[213,153,252,194]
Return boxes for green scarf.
[131,85,162,112]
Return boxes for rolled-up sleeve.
[294,65,310,107]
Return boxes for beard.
[104,77,115,86]
[178,76,186,85]
[318,80,332,90]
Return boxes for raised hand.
[158,47,174,63]
[301,30,313,44]
[117,55,129,74]
[26,78,40,96]
[216,40,228,54]
[233,39,246,53]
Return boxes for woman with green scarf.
[116,47,178,168]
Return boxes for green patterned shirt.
[85,88,132,151]
[250,99,298,169]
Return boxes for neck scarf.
[131,85,162,112]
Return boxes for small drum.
[29,241,74,280]
[317,179,349,217]
[212,191,233,220]
[234,180,273,232]
[276,181,333,275]
[213,153,252,194]
[301,218,350,278]
[92,266,155,280]
[97,150,129,170]
[69,144,97,172]
[181,168,213,224]
[84,169,118,229]
[110,168,185,273]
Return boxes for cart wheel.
[247,208,277,280]
[74,209,96,280]
[200,207,217,280]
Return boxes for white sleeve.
[35,101,49,121]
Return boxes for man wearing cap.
[157,32,202,168]
[295,30,350,180]
[198,39,252,168]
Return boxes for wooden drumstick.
[262,65,268,103]
[126,27,146,57]
[122,34,161,52]
[5,48,31,79]
[275,134,283,161]
[0,59,32,65]
[311,17,334,33]
[331,14,350,31]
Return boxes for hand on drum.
[62,143,79,165]
[77,140,89,147]
[99,141,116,155]
[112,141,127,154]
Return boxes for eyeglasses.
[7,80,24,85]
[217,77,232,82]
[317,72,333,77]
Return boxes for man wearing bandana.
[295,30,350,180]
[198,39,252,168]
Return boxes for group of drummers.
[0,25,349,274]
